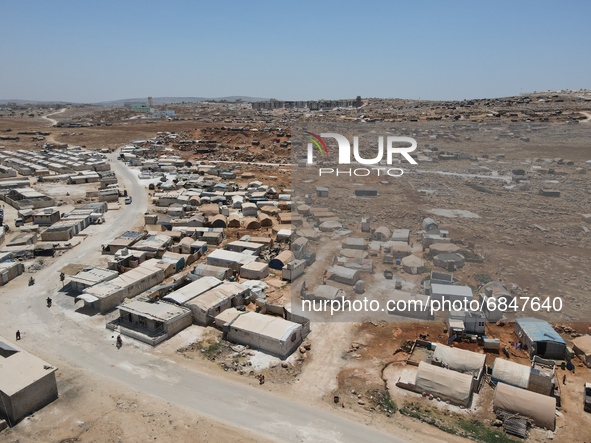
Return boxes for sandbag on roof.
[493,382,556,431]
[415,361,473,406]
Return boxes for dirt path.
[41,107,66,126]
[40,107,66,144]
[291,321,355,400]
[579,111,591,122]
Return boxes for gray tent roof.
[493,382,556,431]
[491,358,530,389]
[432,344,485,376]
[415,361,473,406]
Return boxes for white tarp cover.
[493,382,556,431]
[432,344,485,375]
[75,293,99,303]
[415,361,473,406]
[491,358,530,388]
[572,335,591,367]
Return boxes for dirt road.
[41,108,66,126]
[580,111,591,122]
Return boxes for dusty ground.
[1,94,591,442]
[0,363,271,443]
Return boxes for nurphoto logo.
[305,132,418,177]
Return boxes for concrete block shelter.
[3,187,55,209]
[0,338,58,426]
[215,308,303,359]
[207,249,258,272]
[32,207,60,226]
[192,264,232,280]
[514,317,566,359]
[429,283,473,304]
[107,300,192,346]
[69,267,119,293]
[327,265,360,286]
[0,261,25,286]
[102,231,146,254]
[185,282,250,326]
[163,276,223,305]
[78,259,165,313]
[240,261,269,280]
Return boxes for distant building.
[251,99,356,111]
[430,283,473,304]
[128,103,150,113]
[354,188,378,197]
[315,187,329,197]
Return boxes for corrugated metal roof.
[516,318,565,344]
[431,284,473,298]
[186,282,248,309]
[163,276,222,305]
[207,249,258,266]
[70,267,118,285]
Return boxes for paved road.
[0,155,403,443]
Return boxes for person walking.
[16,330,21,340]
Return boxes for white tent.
[432,344,486,376]
[573,335,591,368]
[491,358,530,389]
[415,361,473,406]
[493,382,556,431]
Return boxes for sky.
[1,0,590,103]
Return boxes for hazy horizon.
[1,89,588,106]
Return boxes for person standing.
[16,330,21,340]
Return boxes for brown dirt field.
[2,96,591,442]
